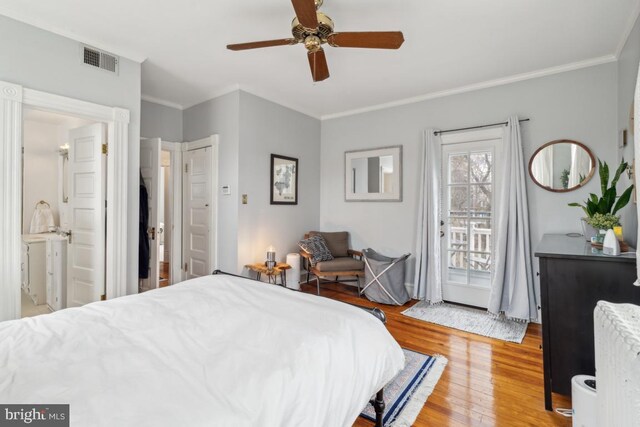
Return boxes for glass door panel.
[441,136,499,308]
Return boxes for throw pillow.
[298,235,334,267]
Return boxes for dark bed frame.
[212,270,387,427]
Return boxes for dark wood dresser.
[535,234,640,410]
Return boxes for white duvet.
[0,275,404,426]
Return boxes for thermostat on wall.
[221,185,231,195]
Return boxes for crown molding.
[141,94,184,111]
[321,55,618,121]
[181,84,241,110]
[0,7,146,63]
[237,84,320,120]
[180,84,321,119]
[615,2,640,59]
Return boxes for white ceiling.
[2,0,639,119]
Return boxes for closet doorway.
[21,108,107,317]
[440,128,502,308]
[140,139,181,291]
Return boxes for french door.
[441,131,501,308]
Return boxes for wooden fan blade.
[227,38,297,51]
[291,0,318,30]
[308,49,329,82]
[327,32,405,49]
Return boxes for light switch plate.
[242,194,248,204]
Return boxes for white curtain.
[413,129,442,302]
[568,143,592,188]
[488,116,537,321]
[530,146,553,187]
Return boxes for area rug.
[402,302,528,343]
[360,349,447,427]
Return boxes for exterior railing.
[449,226,491,271]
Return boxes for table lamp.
[266,245,276,270]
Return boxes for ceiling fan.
[226,0,404,82]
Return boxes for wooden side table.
[245,262,291,287]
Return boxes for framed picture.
[270,154,298,205]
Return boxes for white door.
[140,138,162,290]
[441,131,501,308]
[183,147,212,279]
[67,123,106,307]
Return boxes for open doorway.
[139,139,180,291]
[159,149,172,286]
[21,108,107,318]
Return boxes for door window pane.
[448,218,468,251]
[448,154,468,184]
[447,251,468,284]
[470,184,491,217]
[449,186,468,216]
[470,152,492,183]
[470,220,492,254]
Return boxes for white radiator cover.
[594,301,640,426]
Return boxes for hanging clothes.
[139,172,150,279]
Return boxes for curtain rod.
[434,118,530,136]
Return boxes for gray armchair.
[299,231,364,295]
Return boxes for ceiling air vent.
[82,45,119,74]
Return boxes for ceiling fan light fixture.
[304,35,322,52]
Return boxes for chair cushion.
[310,231,349,257]
[298,235,333,267]
[315,257,365,273]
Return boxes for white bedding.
[0,274,404,426]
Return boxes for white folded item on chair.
[30,205,55,234]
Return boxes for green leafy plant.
[568,159,634,217]
[560,169,570,189]
[586,213,620,230]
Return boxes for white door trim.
[160,140,183,285]
[440,127,503,309]
[183,136,219,276]
[0,80,130,321]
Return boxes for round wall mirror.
[528,140,595,192]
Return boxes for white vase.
[581,218,598,242]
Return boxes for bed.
[0,272,405,426]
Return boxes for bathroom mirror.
[529,140,595,192]
[345,145,402,201]
[60,148,69,203]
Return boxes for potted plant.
[568,159,634,241]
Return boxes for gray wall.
[183,91,241,273]
[0,15,142,293]
[320,63,620,296]
[237,91,321,273]
[617,16,640,246]
[182,90,321,274]
[141,100,183,141]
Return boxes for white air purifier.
[602,229,620,256]
[285,253,301,290]
[572,375,597,427]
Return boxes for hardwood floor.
[299,281,572,427]
[159,262,170,287]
